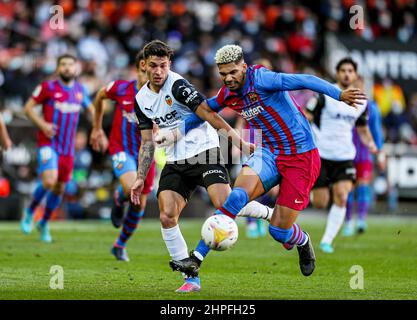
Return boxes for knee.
[268,224,292,243]
[160,210,177,228]
[334,192,348,207]
[312,198,328,209]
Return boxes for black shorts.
[313,158,356,188]
[157,148,230,201]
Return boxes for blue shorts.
[243,147,281,192]
[111,152,137,179]
[37,146,74,182]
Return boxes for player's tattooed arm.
[138,129,155,180]
[131,128,154,206]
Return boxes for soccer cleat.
[20,209,34,235]
[356,220,368,234]
[319,242,334,254]
[175,279,201,293]
[36,222,52,243]
[246,222,259,239]
[111,246,130,261]
[342,222,355,237]
[297,232,316,276]
[169,252,201,278]
[111,189,125,229]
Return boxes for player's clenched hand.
[130,177,145,206]
[41,122,57,139]
[367,141,378,154]
[90,128,108,153]
[340,88,367,108]
[154,128,181,147]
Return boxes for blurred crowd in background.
[0,0,416,219]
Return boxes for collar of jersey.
[57,79,75,91]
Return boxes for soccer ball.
[201,214,238,251]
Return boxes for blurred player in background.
[167,45,366,280]
[20,54,95,243]
[90,50,156,262]
[305,58,377,253]
[343,76,386,236]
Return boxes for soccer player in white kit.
[305,58,377,253]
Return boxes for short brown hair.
[143,40,173,60]
[336,57,357,72]
[57,54,77,65]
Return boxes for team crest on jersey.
[249,93,258,103]
[117,162,124,170]
[165,95,173,107]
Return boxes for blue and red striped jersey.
[207,65,342,156]
[105,79,141,159]
[31,79,91,156]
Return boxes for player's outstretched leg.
[111,206,144,261]
[111,185,128,228]
[36,191,62,243]
[21,183,48,234]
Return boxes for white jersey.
[135,71,219,162]
[306,85,368,161]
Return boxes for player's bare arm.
[24,97,56,139]
[131,128,154,206]
[356,125,378,154]
[90,87,109,152]
[0,112,12,150]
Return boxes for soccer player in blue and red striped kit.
[21,54,95,242]
[165,45,366,282]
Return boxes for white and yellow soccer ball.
[201,214,238,251]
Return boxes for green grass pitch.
[1,214,417,300]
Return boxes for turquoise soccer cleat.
[342,222,355,237]
[257,219,267,238]
[20,209,34,235]
[36,222,52,243]
[319,242,334,254]
[246,221,259,239]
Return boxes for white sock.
[321,204,347,245]
[161,225,189,261]
[237,201,273,221]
